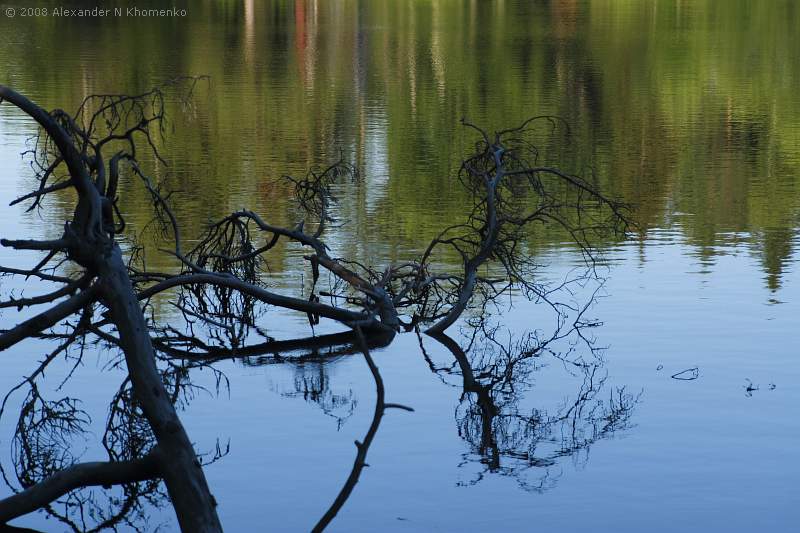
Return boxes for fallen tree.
[0,82,629,530]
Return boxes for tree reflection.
[1,301,637,529]
[0,353,228,532]
[279,362,359,429]
[422,323,638,492]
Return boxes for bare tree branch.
[312,327,413,532]
[0,287,97,352]
[0,450,161,524]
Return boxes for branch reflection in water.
[421,309,638,492]
[0,354,230,532]
[1,287,638,531]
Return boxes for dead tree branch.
[312,327,413,533]
[419,118,630,334]
[0,450,161,524]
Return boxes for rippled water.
[1,1,799,531]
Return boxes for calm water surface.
[0,1,799,531]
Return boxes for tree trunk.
[96,247,223,533]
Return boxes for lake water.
[1,1,799,531]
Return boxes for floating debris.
[671,367,699,380]
[744,379,777,396]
